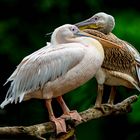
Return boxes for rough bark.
[0,95,138,140]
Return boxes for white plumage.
[2,45,85,107]
[1,24,104,133]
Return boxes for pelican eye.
[70,26,79,33]
[93,16,99,21]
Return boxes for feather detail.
[1,43,85,108]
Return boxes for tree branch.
[0,95,138,140]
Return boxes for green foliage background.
[0,0,140,139]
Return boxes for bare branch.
[0,95,138,139]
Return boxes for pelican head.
[75,12,115,34]
[51,24,89,45]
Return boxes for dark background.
[0,0,140,139]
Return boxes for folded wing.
[1,43,85,107]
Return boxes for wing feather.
[83,29,140,84]
[1,43,85,107]
[122,40,140,83]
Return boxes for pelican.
[0,24,105,133]
[75,12,140,108]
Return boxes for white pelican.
[76,12,140,108]
[1,24,105,133]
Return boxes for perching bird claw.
[102,104,114,111]
[60,110,82,122]
[51,117,67,134]
[94,104,114,113]
[94,104,106,113]
[51,110,82,134]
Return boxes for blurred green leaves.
[0,0,140,140]
[114,10,140,51]
[128,97,140,123]
[37,0,70,11]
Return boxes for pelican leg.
[57,96,82,122]
[95,85,115,112]
[95,84,104,108]
[99,86,116,111]
[45,99,66,134]
[108,86,116,105]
